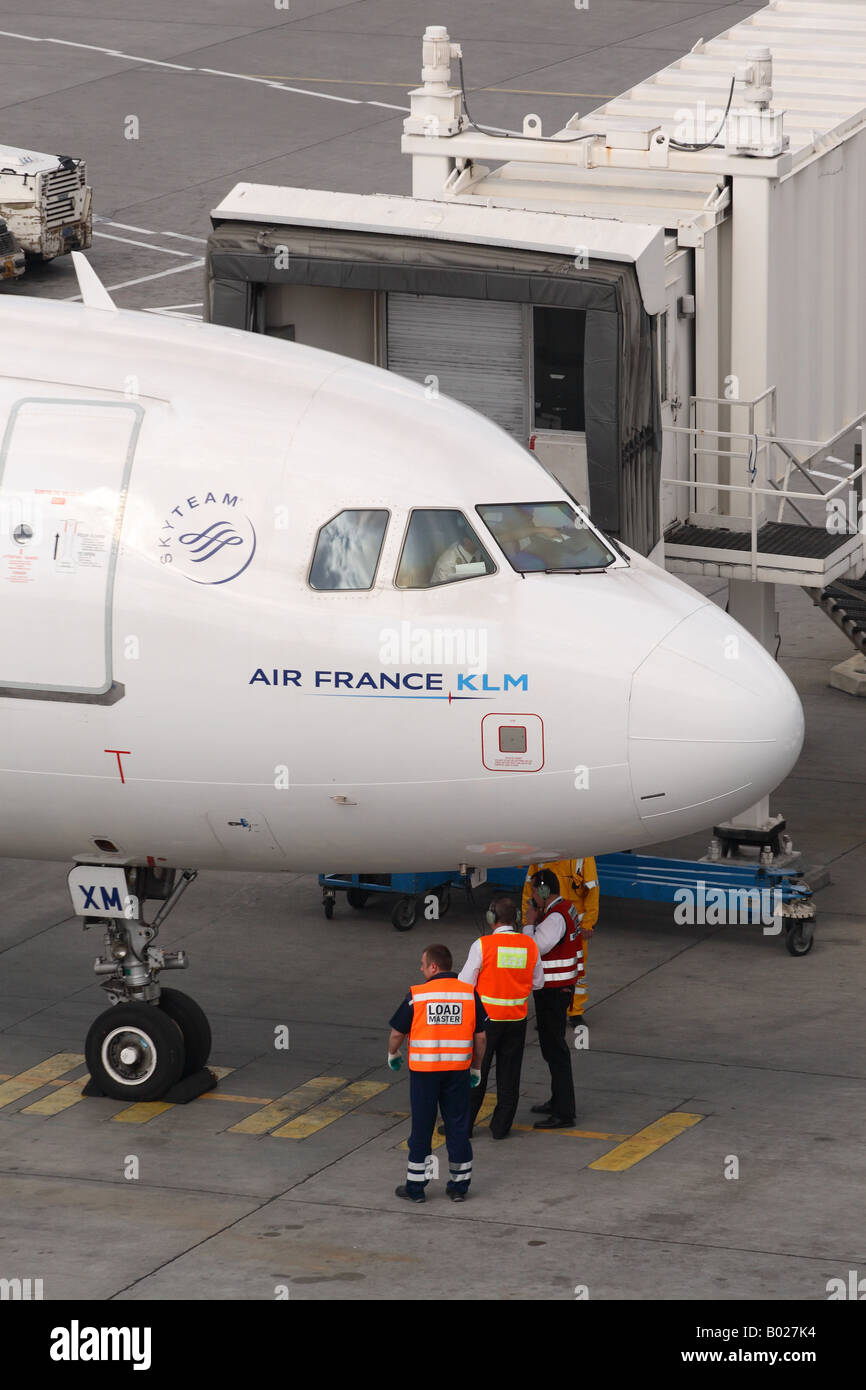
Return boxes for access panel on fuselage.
[0,397,142,697]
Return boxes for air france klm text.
[249,668,529,692]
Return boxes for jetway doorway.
[205,197,664,556]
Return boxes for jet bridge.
[207,190,667,557]
[207,1,866,843]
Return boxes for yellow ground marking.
[113,1100,174,1123]
[22,1074,91,1115]
[589,1112,704,1171]
[229,1074,345,1135]
[400,1126,447,1152]
[0,1053,84,1110]
[202,1091,274,1105]
[111,1066,235,1124]
[513,1123,631,1140]
[474,1094,496,1127]
[273,1080,389,1139]
[245,75,614,98]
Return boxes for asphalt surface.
[4,0,866,1307]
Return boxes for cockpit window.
[309,509,389,590]
[476,502,616,572]
[395,509,496,589]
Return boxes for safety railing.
[662,397,866,580]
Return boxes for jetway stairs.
[662,393,866,593]
[808,578,866,655]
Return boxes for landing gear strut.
[71,866,214,1102]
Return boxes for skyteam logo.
[158,490,256,585]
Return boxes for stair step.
[813,577,866,653]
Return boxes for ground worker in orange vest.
[456,895,542,1139]
[522,857,599,1025]
[387,943,487,1203]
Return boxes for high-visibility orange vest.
[408,976,476,1072]
[477,932,539,1021]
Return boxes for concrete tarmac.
[1,586,864,1301]
[2,0,864,1303]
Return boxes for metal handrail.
[660,472,866,580]
[664,399,866,577]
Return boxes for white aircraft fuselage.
[0,294,804,875]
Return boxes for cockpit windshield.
[476,502,617,573]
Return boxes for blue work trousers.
[407,1068,473,1195]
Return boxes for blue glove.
[469,1068,481,1088]
[387,1052,403,1072]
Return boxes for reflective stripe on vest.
[477,931,538,1020]
[539,901,581,989]
[408,977,476,1072]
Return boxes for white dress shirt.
[525,897,569,959]
[459,924,545,991]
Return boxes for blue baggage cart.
[456,852,815,955]
[318,870,453,931]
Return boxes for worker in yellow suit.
[522,859,599,1025]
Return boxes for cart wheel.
[347,889,370,910]
[323,898,335,920]
[392,896,417,931]
[435,883,451,918]
[785,920,814,956]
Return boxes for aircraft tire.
[346,889,370,909]
[85,1002,185,1101]
[158,988,212,1074]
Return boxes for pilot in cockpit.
[430,524,487,585]
[495,504,595,572]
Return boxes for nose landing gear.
[73,866,216,1103]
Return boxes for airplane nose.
[628,602,804,831]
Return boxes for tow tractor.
[0,143,92,269]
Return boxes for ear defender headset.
[533,870,559,901]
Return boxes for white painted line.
[94,231,194,258]
[145,302,204,310]
[64,259,205,300]
[96,220,206,245]
[0,29,370,108]
[95,219,157,235]
[198,66,361,103]
[366,101,411,112]
[160,231,208,244]
[272,84,360,104]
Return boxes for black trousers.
[533,987,576,1120]
[469,1018,527,1137]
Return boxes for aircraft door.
[0,396,143,700]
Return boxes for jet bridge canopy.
[208,188,665,552]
